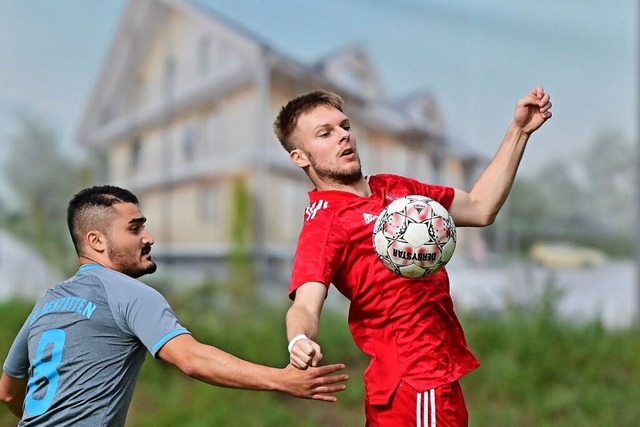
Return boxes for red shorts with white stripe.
[365,380,468,427]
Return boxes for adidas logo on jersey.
[363,213,378,224]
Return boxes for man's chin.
[340,170,363,186]
[130,262,157,278]
[142,262,158,276]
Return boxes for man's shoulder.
[77,266,158,301]
[368,173,412,185]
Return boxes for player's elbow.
[158,335,205,379]
[177,361,198,378]
[171,347,204,378]
[477,212,498,227]
[456,212,496,228]
[0,388,23,418]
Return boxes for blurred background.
[1,0,638,425]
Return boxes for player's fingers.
[316,373,350,385]
[290,353,311,370]
[538,92,550,105]
[316,383,347,393]
[308,366,349,385]
[310,393,338,402]
[312,363,346,375]
[310,350,323,367]
[540,100,552,113]
[309,383,348,401]
[294,340,322,367]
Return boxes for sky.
[0,0,637,183]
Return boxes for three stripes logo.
[363,213,378,224]
[305,200,328,221]
[304,200,379,225]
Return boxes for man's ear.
[290,148,310,168]
[86,231,107,253]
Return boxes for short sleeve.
[381,174,455,210]
[289,208,349,299]
[105,280,190,358]
[3,320,30,378]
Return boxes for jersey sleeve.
[2,319,30,378]
[289,208,349,299]
[105,278,190,358]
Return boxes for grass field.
[2,290,639,426]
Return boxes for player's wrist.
[287,334,308,353]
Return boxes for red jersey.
[290,174,480,405]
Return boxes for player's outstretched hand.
[289,337,323,369]
[514,86,553,135]
[281,363,349,402]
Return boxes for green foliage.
[3,291,640,426]
[0,299,34,426]
[507,131,635,258]
[462,306,640,426]
[227,176,257,319]
[0,112,92,275]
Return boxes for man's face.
[292,105,363,187]
[105,203,156,278]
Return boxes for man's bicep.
[157,334,199,367]
[0,371,27,394]
[448,188,478,226]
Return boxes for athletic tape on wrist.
[287,334,308,353]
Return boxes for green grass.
[2,292,640,426]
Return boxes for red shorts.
[365,380,468,427]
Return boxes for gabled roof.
[76,0,316,145]
[313,43,386,100]
[76,0,460,147]
[76,0,169,143]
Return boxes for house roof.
[76,0,483,160]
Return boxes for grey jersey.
[3,264,190,426]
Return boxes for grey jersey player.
[1,185,348,426]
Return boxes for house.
[76,0,486,289]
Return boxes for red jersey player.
[273,88,552,426]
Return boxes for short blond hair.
[273,90,344,152]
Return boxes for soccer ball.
[372,195,456,278]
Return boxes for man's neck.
[315,177,371,197]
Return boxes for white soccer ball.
[372,195,456,278]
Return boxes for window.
[198,36,211,75]
[163,56,176,97]
[131,138,141,168]
[182,127,195,162]
[201,184,222,225]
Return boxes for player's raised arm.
[449,87,552,227]
[158,334,348,402]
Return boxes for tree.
[1,112,92,273]
[506,131,634,257]
[581,131,635,238]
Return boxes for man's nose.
[142,230,154,246]
[338,127,350,143]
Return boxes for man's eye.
[342,126,351,131]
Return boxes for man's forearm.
[468,122,530,220]
[286,304,320,341]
